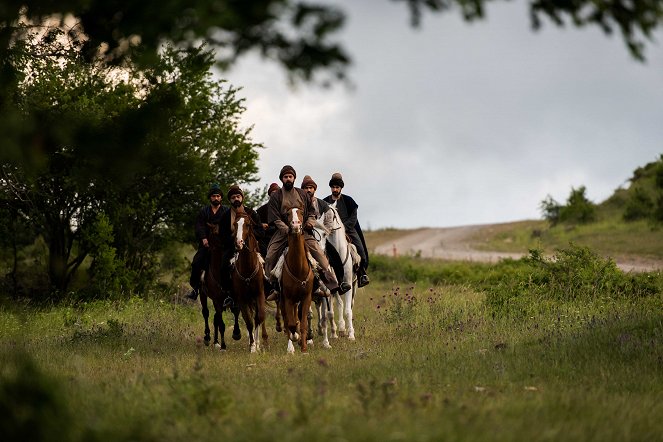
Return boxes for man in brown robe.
[264,165,340,300]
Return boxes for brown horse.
[231,212,267,353]
[199,223,241,350]
[280,207,315,353]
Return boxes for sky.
[222,0,663,230]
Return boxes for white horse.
[313,202,359,348]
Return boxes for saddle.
[271,247,320,283]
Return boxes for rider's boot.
[313,276,330,298]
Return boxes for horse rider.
[218,185,264,304]
[256,182,280,258]
[324,172,370,287]
[264,165,341,300]
[186,184,228,300]
[301,174,351,294]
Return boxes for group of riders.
[186,165,370,304]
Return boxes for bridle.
[233,214,262,285]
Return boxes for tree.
[559,186,596,224]
[540,185,596,226]
[539,194,561,226]
[2,31,261,295]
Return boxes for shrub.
[558,186,596,224]
[484,245,661,315]
[623,187,654,221]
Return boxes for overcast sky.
[222,0,663,230]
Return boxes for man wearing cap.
[265,165,341,300]
[301,175,352,294]
[256,182,280,258]
[218,185,264,302]
[324,172,370,287]
[186,184,228,300]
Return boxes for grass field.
[2,252,663,441]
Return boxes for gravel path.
[373,226,662,273]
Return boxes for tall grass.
[1,248,662,441]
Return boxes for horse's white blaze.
[287,340,295,354]
[236,217,245,249]
[290,207,302,232]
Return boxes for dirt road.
[372,226,662,273]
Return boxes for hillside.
[365,156,663,271]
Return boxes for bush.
[623,187,654,221]
[558,186,596,224]
[484,245,661,315]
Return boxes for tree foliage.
[540,185,596,226]
[1,31,261,296]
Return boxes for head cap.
[329,172,344,188]
[208,184,223,197]
[227,185,243,200]
[301,175,317,190]
[279,165,296,181]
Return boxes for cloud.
[222,0,663,229]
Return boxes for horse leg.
[213,310,222,350]
[201,298,211,346]
[275,297,283,333]
[300,296,312,353]
[345,285,356,341]
[320,297,332,349]
[240,305,256,353]
[335,293,345,337]
[306,305,314,346]
[327,294,338,339]
[232,305,241,341]
[282,296,296,354]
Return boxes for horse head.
[286,207,304,234]
[233,213,252,251]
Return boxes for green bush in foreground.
[371,244,662,316]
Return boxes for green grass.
[2,252,663,441]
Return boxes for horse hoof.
[275,325,282,333]
[204,337,211,346]
[233,331,241,341]
[348,334,356,341]
[214,343,221,349]
[323,342,332,349]
[307,339,313,345]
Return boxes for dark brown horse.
[231,212,267,352]
[280,207,314,353]
[199,223,241,350]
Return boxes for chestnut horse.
[280,207,315,353]
[199,223,241,350]
[232,212,267,353]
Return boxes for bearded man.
[301,175,351,294]
[324,172,370,287]
[186,184,228,300]
[264,165,340,300]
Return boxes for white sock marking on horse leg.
[287,340,295,354]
